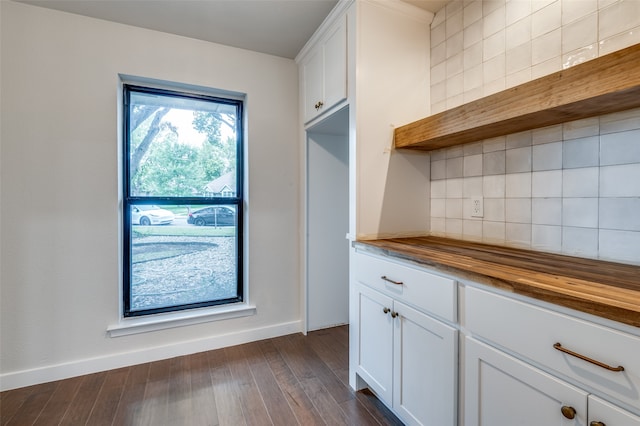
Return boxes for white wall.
[428,0,640,265]
[0,1,301,390]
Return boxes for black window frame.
[122,84,244,317]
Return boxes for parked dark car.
[187,206,235,226]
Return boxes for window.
[123,84,243,317]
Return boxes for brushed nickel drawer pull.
[380,276,403,285]
[553,343,625,372]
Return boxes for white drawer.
[465,285,640,413]
[352,251,457,322]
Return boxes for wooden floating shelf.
[395,43,640,151]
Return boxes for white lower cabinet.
[464,336,588,425]
[355,281,457,426]
[464,285,640,426]
[589,395,640,426]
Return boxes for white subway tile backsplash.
[446,218,463,237]
[446,178,464,198]
[532,27,562,64]
[464,41,484,68]
[600,108,640,134]
[532,0,561,37]
[563,137,599,168]
[600,128,640,166]
[600,163,640,197]
[562,44,598,69]
[447,31,465,59]
[484,0,505,16]
[483,220,506,243]
[532,197,562,225]
[599,0,640,40]
[506,222,532,247]
[599,229,640,264]
[532,170,563,197]
[506,42,532,75]
[562,13,598,54]
[531,56,562,79]
[446,157,464,178]
[431,180,446,198]
[464,0,483,27]
[562,198,599,228]
[446,9,464,38]
[484,150,507,175]
[562,0,597,25]
[463,219,483,242]
[431,217,446,236]
[562,167,599,197]
[506,198,532,223]
[599,25,640,56]
[484,198,506,221]
[464,64,484,91]
[432,159,446,180]
[432,21,446,47]
[483,30,506,61]
[432,41,447,66]
[506,0,532,26]
[532,142,562,171]
[563,117,599,140]
[483,174,506,197]
[483,136,506,152]
[599,198,640,231]
[432,198,446,217]
[483,76,507,96]
[532,224,562,251]
[506,15,532,50]
[463,176,484,196]
[464,19,484,49]
[429,0,640,265]
[446,198,464,219]
[506,172,532,197]
[562,226,599,258]
[463,154,482,177]
[484,5,506,38]
[507,146,533,173]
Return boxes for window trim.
[122,84,244,317]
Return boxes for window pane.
[129,204,238,312]
[128,91,238,198]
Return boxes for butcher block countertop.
[354,236,640,328]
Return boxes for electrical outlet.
[471,196,484,218]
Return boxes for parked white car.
[131,205,174,225]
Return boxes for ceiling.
[16,0,448,59]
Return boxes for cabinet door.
[589,395,640,426]
[302,46,323,123]
[465,337,588,426]
[356,283,394,402]
[394,301,457,426]
[322,16,347,112]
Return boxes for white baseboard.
[0,320,302,391]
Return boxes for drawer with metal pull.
[352,251,456,322]
[465,285,640,413]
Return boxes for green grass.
[133,226,235,237]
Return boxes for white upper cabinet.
[300,14,347,124]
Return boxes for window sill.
[107,303,256,337]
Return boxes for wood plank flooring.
[1,326,403,426]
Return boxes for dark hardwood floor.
[1,326,403,426]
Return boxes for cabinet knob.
[383,307,390,314]
[561,406,576,419]
[590,422,606,426]
[391,311,398,318]
[314,101,324,110]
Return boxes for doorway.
[306,106,349,331]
